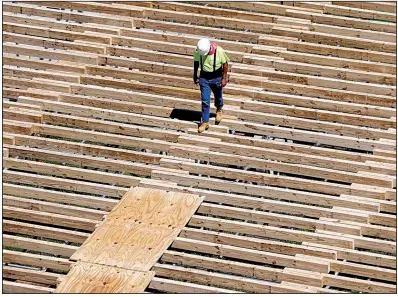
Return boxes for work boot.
[198,122,209,133]
[215,108,223,124]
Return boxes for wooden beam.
[3,195,107,221]
[3,280,54,294]
[3,266,60,286]
[3,249,72,271]
[3,219,89,244]
[3,234,78,258]
[148,277,239,293]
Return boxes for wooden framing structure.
[2,1,396,294]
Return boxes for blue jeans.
[199,76,224,123]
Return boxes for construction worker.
[193,38,230,133]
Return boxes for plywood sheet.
[54,261,154,293]
[70,187,203,270]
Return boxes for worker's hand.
[221,78,227,88]
[193,76,199,85]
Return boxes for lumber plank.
[3,12,120,36]
[161,250,281,282]
[3,86,62,101]
[3,205,99,232]
[179,227,336,260]
[4,22,111,44]
[173,236,330,273]
[3,234,78,258]
[168,146,395,186]
[152,263,273,293]
[316,229,396,254]
[3,170,127,198]
[176,136,396,176]
[303,242,396,269]
[3,183,116,211]
[150,170,382,217]
[70,187,203,270]
[3,220,90,244]
[3,266,60,286]
[55,262,154,293]
[159,159,390,197]
[140,178,379,217]
[323,274,396,293]
[3,2,133,28]
[3,108,43,124]
[197,202,361,235]
[187,130,396,164]
[6,144,156,178]
[12,134,162,165]
[34,124,174,153]
[3,55,85,74]
[3,249,72,271]
[3,280,54,294]
[3,119,34,135]
[148,277,239,293]
[3,43,98,64]
[2,1,397,293]
[333,1,397,13]
[295,2,396,22]
[188,215,354,249]
[31,1,144,17]
[3,157,141,187]
[285,8,395,33]
[3,32,106,55]
[4,65,80,83]
[3,195,107,221]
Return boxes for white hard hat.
[197,38,211,56]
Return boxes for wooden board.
[2,1,397,293]
[70,187,203,270]
[55,262,154,293]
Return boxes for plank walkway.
[2,1,396,294]
[55,187,202,293]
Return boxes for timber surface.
[55,187,201,293]
[70,187,203,270]
[54,262,154,293]
[2,1,397,294]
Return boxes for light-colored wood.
[150,170,383,217]
[3,234,78,258]
[55,262,154,293]
[3,2,133,28]
[152,263,273,293]
[30,1,145,17]
[179,227,337,260]
[148,277,239,293]
[3,205,100,232]
[70,187,203,270]
[4,43,98,64]
[3,249,72,271]
[172,237,330,273]
[158,159,390,198]
[3,266,60,286]
[4,22,112,45]
[3,195,106,221]
[3,183,116,211]
[3,1,397,293]
[323,274,396,293]
[3,219,90,244]
[161,250,281,282]
[3,157,141,187]
[3,280,54,294]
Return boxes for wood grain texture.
[71,187,203,270]
[55,261,154,293]
[3,1,397,293]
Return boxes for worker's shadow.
[170,108,215,125]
